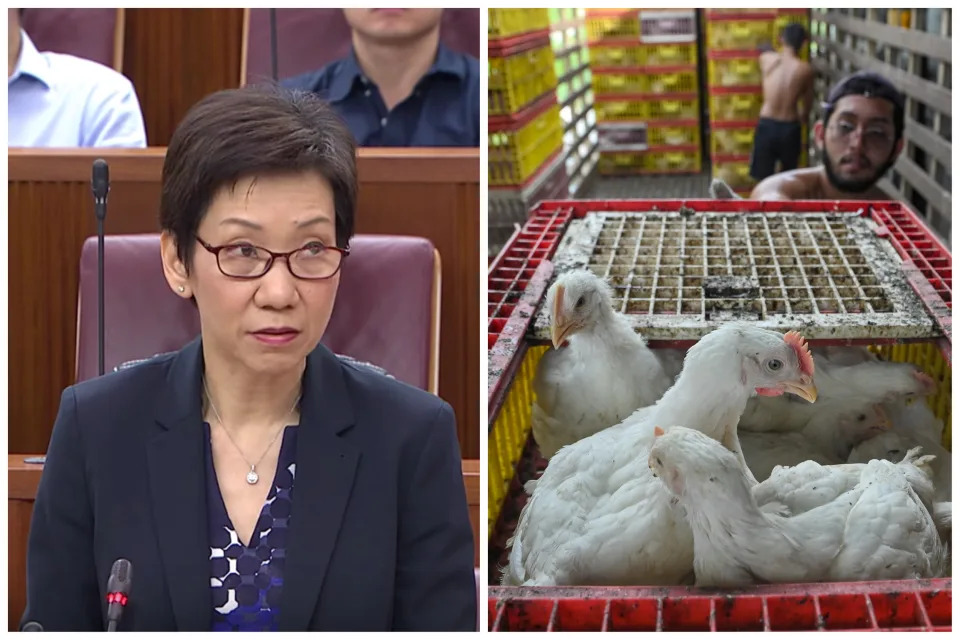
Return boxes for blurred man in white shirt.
[8,8,147,148]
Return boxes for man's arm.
[758,50,778,76]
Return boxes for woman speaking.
[22,85,476,631]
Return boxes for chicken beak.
[783,375,818,403]
[550,284,573,349]
[875,406,892,430]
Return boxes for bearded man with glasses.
[712,72,905,202]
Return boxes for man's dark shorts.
[750,117,803,181]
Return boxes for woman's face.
[161,171,341,377]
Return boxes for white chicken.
[741,401,893,480]
[739,352,935,440]
[885,395,946,444]
[849,427,951,503]
[502,322,817,586]
[530,270,675,459]
[754,447,938,519]
[649,426,947,587]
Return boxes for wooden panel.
[811,34,951,115]
[7,456,480,628]
[9,499,33,631]
[123,9,246,146]
[9,148,480,460]
[817,10,951,61]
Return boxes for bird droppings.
[530,209,940,343]
[703,276,760,299]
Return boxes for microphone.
[91,159,110,377]
[269,8,279,82]
[105,558,132,632]
[20,621,44,631]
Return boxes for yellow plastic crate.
[706,18,773,50]
[595,95,699,122]
[587,13,640,41]
[648,96,699,120]
[593,69,697,95]
[710,123,811,160]
[642,148,702,172]
[711,124,756,155]
[712,157,756,190]
[648,122,700,147]
[707,56,762,87]
[589,42,698,67]
[709,90,763,122]
[489,340,951,535]
[598,148,702,175]
[489,104,563,186]
[489,8,551,39]
[489,44,557,116]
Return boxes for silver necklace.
[203,380,301,485]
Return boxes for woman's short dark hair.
[160,84,357,271]
[821,71,906,142]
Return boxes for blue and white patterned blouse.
[203,424,297,632]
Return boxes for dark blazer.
[22,338,476,631]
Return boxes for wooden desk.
[9,148,479,458]
[8,455,481,630]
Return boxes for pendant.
[246,468,259,485]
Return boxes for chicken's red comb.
[784,330,815,377]
[654,426,664,437]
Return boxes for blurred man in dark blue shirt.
[282,9,479,147]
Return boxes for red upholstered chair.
[20,8,124,71]
[75,234,441,393]
[243,8,480,86]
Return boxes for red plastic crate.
[487,200,952,631]
[489,580,952,631]
[487,200,952,405]
[488,29,551,57]
[487,207,572,409]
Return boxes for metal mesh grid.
[535,209,938,341]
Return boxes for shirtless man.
[750,72,905,200]
[749,24,814,181]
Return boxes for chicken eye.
[575,296,585,308]
[766,359,784,371]
[656,457,662,465]
[857,414,866,422]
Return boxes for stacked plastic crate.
[707,9,811,196]
[489,9,566,253]
[587,9,701,176]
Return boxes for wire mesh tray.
[532,208,939,342]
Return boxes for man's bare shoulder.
[750,168,822,200]
[759,51,778,70]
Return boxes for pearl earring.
[178,285,185,293]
